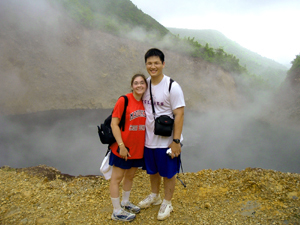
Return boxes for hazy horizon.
[131,0,300,67]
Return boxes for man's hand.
[169,142,181,159]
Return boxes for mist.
[182,110,300,174]
[1,93,300,176]
[0,109,111,176]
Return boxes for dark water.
[1,109,300,176]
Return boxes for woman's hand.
[111,117,131,160]
[119,145,131,161]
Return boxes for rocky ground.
[0,165,300,224]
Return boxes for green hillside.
[168,28,288,87]
[49,0,286,89]
[50,0,169,37]
[50,0,246,74]
[286,54,300,87]
[289,54,300,73]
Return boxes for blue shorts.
[109,151,144,169]
[142,147,181,179]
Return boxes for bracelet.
[118,143,124,146]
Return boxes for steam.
[2,88,300,177]
[0,110,111,176]
[182,107,300,174]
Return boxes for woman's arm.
[111,117,131,161]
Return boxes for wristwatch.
[173,139,180,144]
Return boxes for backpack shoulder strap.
[169,78,174,92]
[119,95,128,131]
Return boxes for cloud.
[131,0,300,65]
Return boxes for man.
[139,48,185,220]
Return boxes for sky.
[130,0,300,67]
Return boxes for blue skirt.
[109,151,144,169]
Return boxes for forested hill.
[1,0,298,118]
[45,1,242,75]
[0,0,237,114]
[50,0,287,88]
[270,54,300,122]
[168,28,288,87]
[50,0,169,37]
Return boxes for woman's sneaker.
[157,202,173,220]
[138,194,162,208]
[111,209,136,221]
[121,201,141,214]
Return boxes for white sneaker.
[157,203,173,220]
[121,201,141,214]
[138,194,162,208]
[111,208,136,221]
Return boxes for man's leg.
[138,173,162,208]
[157,175,176,220]
[150,172,161,194]
[138,148,163,208]
[163,175,176,201]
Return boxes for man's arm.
[169,106,184,158]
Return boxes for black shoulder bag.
[149,79,174,137]
[97,95,128,145]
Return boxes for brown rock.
[1,165,300,224]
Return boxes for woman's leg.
[110,166,126,213]
[123,167,138,191]
[121,167,141,213]
[110,166,126,198]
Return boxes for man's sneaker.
[111,209,136,221]
[157,203,173,220]
[121,201,141,214]
[138,194,162,208]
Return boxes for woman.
[109,74,147,222]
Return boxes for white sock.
[111,197,121,214]
[121,190,131,205]
[150,192,158,198]
[162,199,171,205]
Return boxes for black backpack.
[97,95,128,146]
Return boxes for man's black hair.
[144,48,165,63]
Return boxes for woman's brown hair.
[131,74,147,88]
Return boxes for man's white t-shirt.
[142,75,185,148]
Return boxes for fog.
[0,109,110,176]
[183,110,300,174]
[1,98,300,176]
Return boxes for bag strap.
[149,80,156,119]
[105,146,111,155]
[149,78,174,119]
[119,95,128,131]
[169,78,174,92]
[177,157,186,187]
